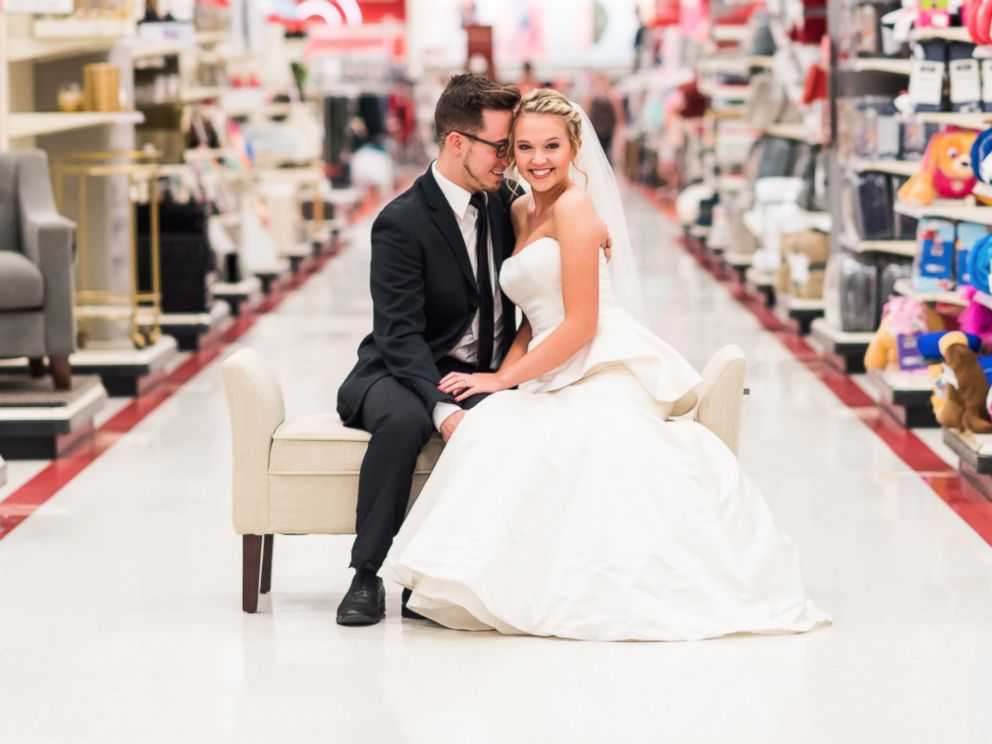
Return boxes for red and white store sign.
[293,0,406,25]
[654,0,681,26]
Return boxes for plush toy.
[958,286,992,348]
[864,296,945,371]
[935,331,992,432]
[918,330,982,358]
[898,129,978,205]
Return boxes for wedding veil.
[571,102,649,323]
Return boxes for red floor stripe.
[0,190,385,540]
[640,183,992,546]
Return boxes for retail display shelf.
[745,267,777,307]
[697,57,750,74]
[711,24,749,42]
[718,175,747,192]
[810,318,872,374]
[7,111,144,139]
[251,260,292,294]
[212,276,263,317]
[853,159,920,177]
[156,301,232,352]
[852,239,917,257]
[724,251,753,267]
[707,107,747,121]
[181,86,224,103]
[0,376,108,459]
[763,123,818,144]
[915,112,992,130]
[746,268,775,287]
[893,278,967,306]
[894,199,992,225]
[130,41,188,61]
[69,336,180,397]
[6,37,118,63]
[867,368,939,428]
[780,295,824,312]
[195,30,230,46]
[943,429,992,496]
[689,225,711,238]
[776,294,824,334]
[911,27,974,42]
[699,83,751,101]
[853,58,912,75]
[0,456,6,488]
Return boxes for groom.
[335,74,522,626]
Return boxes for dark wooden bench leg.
[260,534,274,595]
[28,358,45,377]
[49,355,71,391]
[243,535,263,613]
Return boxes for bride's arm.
[439,189,605,399]
[498,317,532,374]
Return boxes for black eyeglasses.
[453,130,510,158]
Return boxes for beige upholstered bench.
[222,345,747,613]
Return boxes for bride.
[379,89,829,641]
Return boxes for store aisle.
[0,185,990,744]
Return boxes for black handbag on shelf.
[136,196,216,314]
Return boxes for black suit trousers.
[350,357,489,572]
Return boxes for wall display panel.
[407,0,642,70]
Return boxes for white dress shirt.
[430,162,505,431]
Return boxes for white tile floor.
[1,184,991,743]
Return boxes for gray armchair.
[0,149,77,390]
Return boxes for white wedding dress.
[380,237,829,641]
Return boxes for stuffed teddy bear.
[897,129,978,205]
[935,330,992,432]
[864,296,945,371]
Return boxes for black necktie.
[470,192,494,371]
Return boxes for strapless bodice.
[499,237,616,341]
[498,237,702,402]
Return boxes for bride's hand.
[438,372,509,402]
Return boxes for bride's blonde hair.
[507,88,585,184]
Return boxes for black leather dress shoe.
[401,587,428,621]
[336,569,385,626]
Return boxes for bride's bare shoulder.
[553,187,606,238]
[552,185,593,212]
[510,192,532,231]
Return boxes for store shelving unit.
[943,428,992,498]
[850,239,917,258]
[775,293,825,335]
[809,318,873,373]
[895,199,992,226]
[852,58,912,76]
[854,160,921,177]
[867,368,939,428]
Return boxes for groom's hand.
[601,232,612,262]
[439,410,466,442]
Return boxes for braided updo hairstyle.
[507,88,585,183]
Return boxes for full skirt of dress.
[380,365,829,642]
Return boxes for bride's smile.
[511,112,578,193]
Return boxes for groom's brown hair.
[434,73,520,147]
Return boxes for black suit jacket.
[337,167,519,425]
